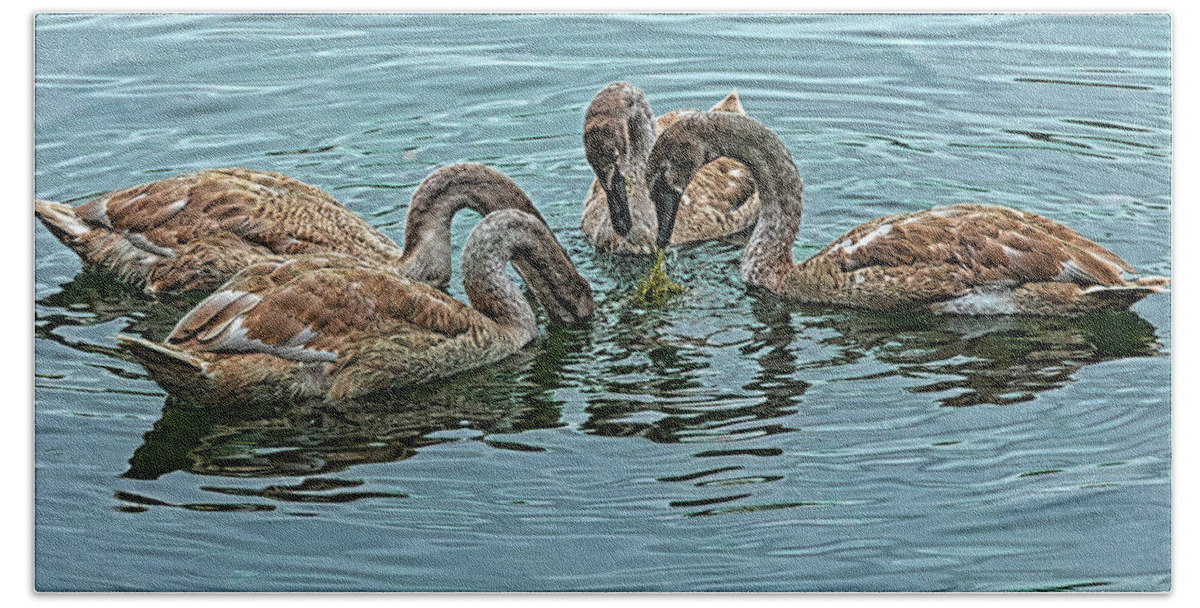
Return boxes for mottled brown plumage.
[117,209,594,405]
[36,163,544,294]
[648,112,1168,316]
[581,82,760,253]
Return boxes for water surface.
[34,13,1171,591]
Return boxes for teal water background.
[34,13,1171,591]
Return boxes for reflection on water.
[797,306,1162,407]
[581,291,806,445]
[119,323,593,505]
[34,12,1169,592]
[100,270,1162,517]
[36,268,204,356]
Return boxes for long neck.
[705,116,803,291]
[460,229,538,347]
[460,209,593,348]
[398,165,542,286]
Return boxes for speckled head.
[646,114,722,249]
[462,209,594,327]
[648,111,799,250]
[583,82,657,237]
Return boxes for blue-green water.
[34,13,1171,591]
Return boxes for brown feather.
[40,168,406,294]
[121,207,591,404]
[814,204,1131,288]
[166,258,485,361]
[581,89,760,251]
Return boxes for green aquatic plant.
[632,249,684,308]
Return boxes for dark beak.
[603,165,633,237]
[650,174,681,249]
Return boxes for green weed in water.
[633,249,684,308]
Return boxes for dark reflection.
[587,288,1162,517]
[579,292,819,518]
[36,268,202,358]
[120,323,592,505]
[742,293,812,413]
[580,290,804,444]
[794,308,1163,407]
[112,490,277,513]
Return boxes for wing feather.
[815,204,1131,287]
[69,169,402,267]
[165,261,484,362]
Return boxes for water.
[33,13,1171,592]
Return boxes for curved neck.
[461,245,538,346]
[460,210,593,348]
[699,114,804,291]
[398,164,543,286]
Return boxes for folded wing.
[164,256,484,363]
[816,203,1134,287]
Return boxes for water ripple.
[33,12,1170,592]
